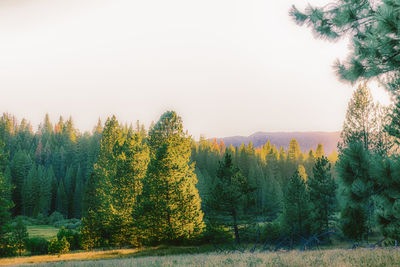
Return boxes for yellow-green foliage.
[134,111,204,244]
[48,236,70,255]
[81,116,150,248]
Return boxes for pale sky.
[0,0,391,138]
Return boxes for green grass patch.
[27,225,59,241]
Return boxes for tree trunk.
[232,209,240,245]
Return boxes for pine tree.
[339,84,378,151]
[371,156,400,243]
[262,175,283,219]
[288,139,301,162]
[282,170,311,241]
[64,166,75,218]
[315,143,324,158]
[48,167,58,214]
[0,139,14,257]
[134,111,204,244]
[56,179,68,217]
[11,217,28,256]
[308,156,337,236]
[337,142,371,241]
[291,1,400,94]
[37,165,52,216]
[81,116,150,247]
[297,164,308,182]
[73,166,84,218]
[207,152,253,244]
[10,150,31,215]
[22,165,38,217]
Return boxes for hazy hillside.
[216,132,341,154]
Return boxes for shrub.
[48,236,70,254]
[48,212,65,225]
[26,237,49,255]
[201,223,233,244]
[241,223,262,243]
[0,237,17,257]
[261,221,282,242]
[12,216,35,226]
[53,219,82,230]
[35,213,49,225]
[11,217,29,256]
[57,227,81,250]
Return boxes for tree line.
[1,83,400,255]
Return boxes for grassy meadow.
[27,225,59,241]
[2,225,396,266]
[1,247,400,267]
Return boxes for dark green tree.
[207,152,253,244]
[10,150,31,215]
[337,142,371,241]
[55,179,68,217]
[308,156,337,236]
[72,171,84,219]
[282,170,311,241]
[11,217,28,256]
[0,140,14,257]
[37,165,52,216]
[290,1,400,92]
[371,156,400,243]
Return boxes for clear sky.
[0,0,391,138]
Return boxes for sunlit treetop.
[290,0,400,92]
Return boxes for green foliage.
[282,170,311,239]
[308,156,337,235]
[72,166,83,219]
[340,84,390,153]
[0,140,14,257]
[291,1,400,91]
[386,95,400,146]
[337,142,371,240]
[55,179,68,217]
[372,156,400,242]
[134,111,204,245]
[11,217,28,256]
[48,236,70,254]
[25,237,49,255]
[81,116,150,247]
[48,212,65,225]
[261,221,282,242]
[57,227,81,250]
[207,152,254,244]
[80,211,100,250]
[341,204,368,241]
[200,223,233,244]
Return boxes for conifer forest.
[3,0,400,266]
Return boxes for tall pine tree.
[134,111,204,245]
[308,156,337,236]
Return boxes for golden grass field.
[1,247,400,266]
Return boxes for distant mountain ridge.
[215,132,341,154]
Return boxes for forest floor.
[1,247,400,266]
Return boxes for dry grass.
[0,248,140,266]
[2,247,400,267]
